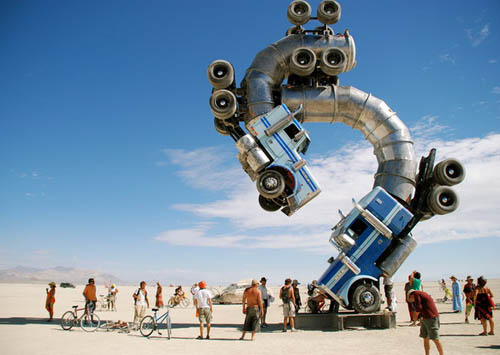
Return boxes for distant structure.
[207,1,465,313]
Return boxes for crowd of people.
[43,273,495,347]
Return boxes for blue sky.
[1,1,500,285]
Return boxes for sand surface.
[0,281,498,354]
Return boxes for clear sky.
[1,1,499,285]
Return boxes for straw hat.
[48,282,56,287]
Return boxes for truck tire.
[427,185,459,215]
[433,158,465,186]
[258,195,281,212]
[351,283,380,314]
[320,48,346,76]
[287,0,311,26]
[256,169,286,199]
[317,0,341,25]
[209,89,237,120]
[207,60,235,89]
[290,47,317,76]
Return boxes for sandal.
[488,332,495,335]
[479,332,488,336]
[196,336,204,339]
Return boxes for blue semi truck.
[317,186,417,313]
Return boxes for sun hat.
[292,279,300,285]
[252,279,259,285]
[450,275,457,280]
[48,282,56,287]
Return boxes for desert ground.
[0,280,498,355]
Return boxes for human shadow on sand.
[476,345,500,350]
[0,317,61,325]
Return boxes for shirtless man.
[240,279,264,341]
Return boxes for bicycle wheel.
[140,315,156,337]
[167,315,172,340]
[61,311,76,330]
[96,300,105,311]
[168,297,176,307]
[180,298,190,308]
[80,313,101,332]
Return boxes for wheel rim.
[360,290,375,307]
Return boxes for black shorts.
[263,299,269,308]
[243,307,260,331]
[384,284,393,298]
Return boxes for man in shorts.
[194,281,213,339]
[408,289,444,355]
[240,279,263,341]
[280,278,297,332]
[258,277,270,327]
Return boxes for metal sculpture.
[207,0,465,313]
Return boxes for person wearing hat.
[194,281,213,339]
[240,279,263,341]
[45,282,56,321]
[450,276,463,313]
[292,280,302,313]
[407,289,444,355]
[463,276,475,323]
[258,277,270,327]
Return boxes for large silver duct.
[241,32,356,119]
[242,34,416,201]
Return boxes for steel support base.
[294,311,397,331]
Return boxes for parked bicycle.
[96,294,110,311]
[61,304,101,332]
[139,307,172,339]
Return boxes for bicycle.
[139,307,172,339]
[168,295,190,308]
[60,304,101,332]
[96,294,110,311]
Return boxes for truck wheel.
[209,89,237,120]
[317,0,341,25]
[207,60,234,89]
[258,195,281,212]
[256,170,286,199]
[433,158,465,186]
[427,185,459,215]
[287,1,312,26]
[214,117,230,136]
[351,283,380,314]
[290,47,317,76]
[320,48,346,76]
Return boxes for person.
[474,276,494,336]
[292,280,302,313]
[155,282,164,308]
[450,276,463,313]
[109,284,118,311]
[133,281,149,326]
[307,280,325,314]
[383,276,394,310]
[174,286,185,304]
[409,271,423,325]
[407,289,444,355]
[410,271,423,291]
[463,276,475,323]
[83,278,97,314]
[439,279,452,302]
[191,283,200,305]
[240,279,264,341]
[280,278,297,332]
[405,275,418,325]
[45,282,56,321]
[258,277,270,327]
[194,281,213,339]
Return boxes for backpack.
[281,286,291,304]
[133,288,147,305]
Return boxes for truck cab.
[235,104,321,216]
[317,186,417,313]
